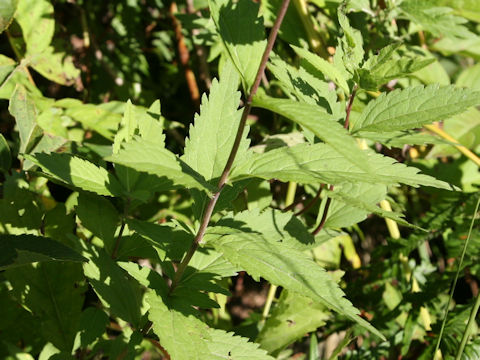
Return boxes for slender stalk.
[112,199,130,259]
[456,285,480,360]
[343,85,357,130]
[435,197,480,357]
[295,185,323,216]
[169,0,292,293]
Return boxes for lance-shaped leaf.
[205,227,385,340]
[209,0,266,92]
[231,143,454,190]
[107,138,213,193]
[252,95,374,172]
[183,60,247,181]
[146,291,275,360]
[8,85,43,154]
[0,0,17,33]
[26,152,123,197]
[351,85,480,133]
[0,234,86,270]
[291,45,349,93]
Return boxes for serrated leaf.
[337,5,364,73]
[252,95,374,172]
[146,291,275,360]
[0,234,86,270]
[231,142,453,189]
[107,138,213,193]
[82,242,143,326]
[215,208,316,250]
[268,54,342,116]
[209,0,266,92]
[26,152,123,197]
[184,59,247,181]
[4,261,85,351]
[357,44,435,90]
[113,100,137,154]
[291,45,349,93]
[206,227,385,340]
[8,85,43,154]
[256,290,330,354]
[0,0,18,33]
[355,130,446,149]
[400,0,475,39]
[351,85,480,133]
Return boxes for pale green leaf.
[23,134,67,171]
[183,59,247,181]
[400,0,475,39]
[0,0,17,33]
[0,234,86,270]
[351,85,480,133]
[252,95,374,172]
[435,0,480,22]
[456,63,480,91]
[146,291,275,360]
[15,0,54,55]
[256,290,330,354]
[336,5,364,73]
[206,227,385,340]
[231,142,453,189]
[5,261,85,351]
[8,85,43,154]
[113,100,137,154]
[291,45,349,93]
[82,242,143,326]
[28,47,80,86]
[26,152,123,196]
[107,138,213,193]
[357,44,435,90]
[209,0,266,92]
[355,130,446,149]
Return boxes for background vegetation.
[1,0,480,359]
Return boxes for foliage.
[1,0,480,359]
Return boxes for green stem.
[169,0,292,293]
[456,287,480,360]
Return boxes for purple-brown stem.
[169,0,291,293]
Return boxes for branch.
[169,0,292,293]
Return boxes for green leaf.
[231,142,453,189]
[209,0,266,92]
[336,4,364,74]
[256,290,330,354]
[26,152,123,197]
[82,242,143,327]
[72,307,109,351]
[399,0,475,39]
[107,137,213,193]
[76,193,119,253]
[0,133,11,172]
[435,0,480,22]
[357,44,435,90]
[15,0,54,55]
[206,227,385,340]
[23,134,67,171]
[146,291,275,360]
[183,59,247,181]
[113,100,138,154]
[268,54,342,116]
[126,218,193,261]
[291,45,349,93]
[355,130,445,149]
[29,47,80,86]
[0,234,87,270]
[0,0,18,33]
[351,85,480,133]
[5,262,85,351]
[215,208,316,250]
[252,95,374,172]
[456,62,480,91]
[8,85,43,154]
